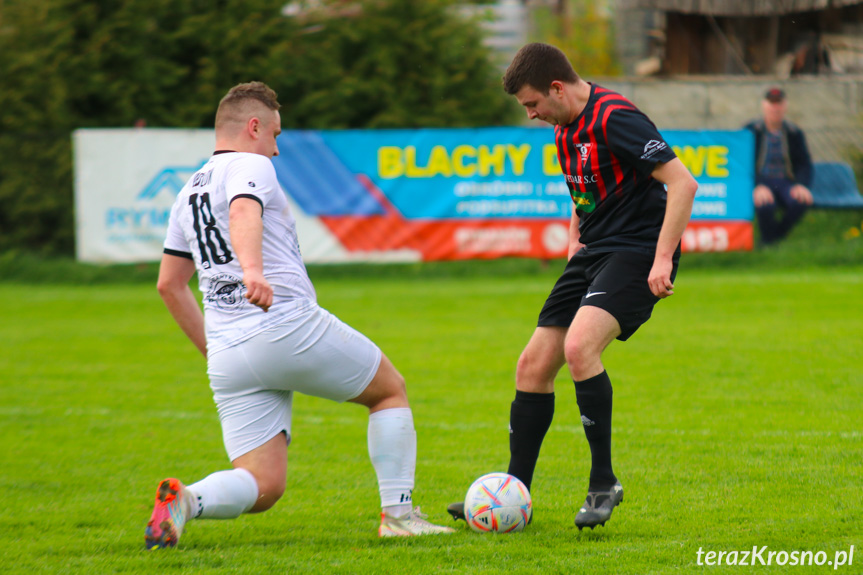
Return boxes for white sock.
[368,407,416,513]
[187,468,258,519]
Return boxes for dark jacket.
[743,119,813,188]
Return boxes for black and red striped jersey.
[555,83,676,253]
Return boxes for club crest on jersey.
[574,143,592,165]
[205,273,247,310]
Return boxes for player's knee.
[260,482,286,507]
[248,475,286,513]
[352,359,408,410]
[515,350,537,382]
[392,368,407,393]
[376,366,407,403]
[563,338,591,373]
[384,357,408,395]
[515,349,555,392]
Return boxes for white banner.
[73,129,353,264]
[74,129,212,263]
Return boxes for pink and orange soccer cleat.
[145,478,190,550]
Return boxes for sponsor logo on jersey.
[569,189,597,213]
[204,273,247,310]
[640,139,668,160]
[565,174,598,185]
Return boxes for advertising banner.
[74,129,213,263]
[74,127,754,264]
[273,128,754,259]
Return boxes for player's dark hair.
[503,43,579,95]
[215,82,280,129]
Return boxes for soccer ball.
[464,472,532,533]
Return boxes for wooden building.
[615,0,863,76]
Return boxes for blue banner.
[274,127,754,222]
[665,130,754,221]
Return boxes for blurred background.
[1,0,862,260]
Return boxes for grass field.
[1,260,861,573]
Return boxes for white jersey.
[163,151,317,354]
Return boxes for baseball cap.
[765,87,786,102]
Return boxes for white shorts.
[207,304,382,461]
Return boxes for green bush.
[0,134,74,256]
[0,0,516,256]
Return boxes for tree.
[273,0,515,129]
[531,0,621,77]
[0,0,515,255]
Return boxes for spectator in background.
[744,88,814,245]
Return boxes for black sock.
[506,390,554,492]
[574,371,617,491]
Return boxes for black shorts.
[537,249,679,341]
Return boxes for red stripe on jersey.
[555,125,564,181]
[601,104,636,196]
[594,85,637,109]
[592,91,637,198]
[556,125,573,197]
[558,125,575,195]
[572,114,587,195]
[584,99,608,200]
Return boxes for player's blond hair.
[215,82,281,132]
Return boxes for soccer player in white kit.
[145,81,453,548]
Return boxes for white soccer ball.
[464,472,532,533]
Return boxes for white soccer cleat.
[378,506,456,537]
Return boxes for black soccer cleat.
[447,501,466,522]
[575,482,623,531]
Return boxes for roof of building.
[618,0,863,16]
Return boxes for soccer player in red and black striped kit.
[449,43,698,530]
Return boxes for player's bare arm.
[649,157,698,298]
[157,254,207,356]
[229,197,272,312]
[567,210,584,259]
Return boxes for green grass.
[2,209,862,284]
[1,262,861,573]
